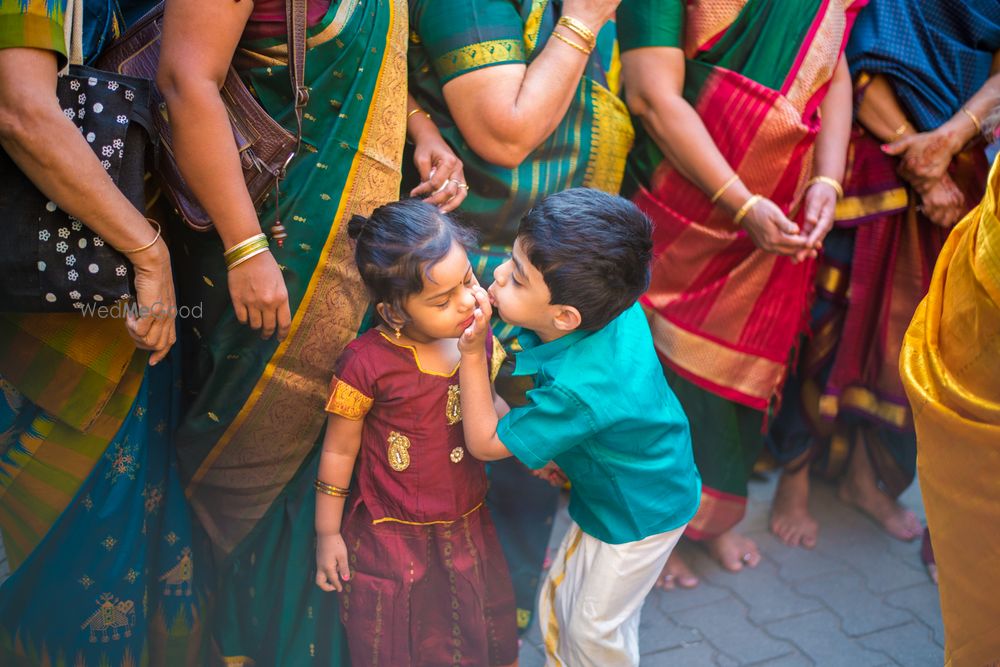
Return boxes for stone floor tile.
[639,599,704,654]
[859,621,943,667]
[518,639,545,667]
[639,640,723,667]
[747,650,816,666]
[766,610,891,666]
[699,556,825,625]
[885,584,945,647]
[795,573,914,637]
[671,599,797,664]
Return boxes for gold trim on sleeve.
[433,39,526,81]
[325,378,374,420]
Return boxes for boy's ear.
[552,304,582,333]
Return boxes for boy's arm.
[459,287,513,461]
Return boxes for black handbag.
[0,65,152,312]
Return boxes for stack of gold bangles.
[314,479,350,498]
[553,15,595,55]
[224,233,270,271]
[806,175,844,199]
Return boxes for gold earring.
[394,327,401,340]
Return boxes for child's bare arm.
[315,414,363,592]
[459,287,513,461]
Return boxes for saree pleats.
[901,157,1000,667]
[170,1,407,663]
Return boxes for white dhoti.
[537,521,686,666]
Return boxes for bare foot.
[655,550,700,590]
[839,445,922,541]
[706,531,761,571]
[770,465,819,549]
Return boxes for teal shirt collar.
[511,329,592,376]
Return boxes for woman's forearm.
[0,48,158,253]
[855,74,914,143]
[159,77,262,249]
[813,58,852,181]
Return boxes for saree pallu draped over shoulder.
[175,0,407,556]
[632,0,866,412]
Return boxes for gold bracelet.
[806,175,844,199]
[710,174,740,205]
[223,233,267,262]
[962,106,982,135]
[120,219,162,254]
[733,194,763,227]
[226,245,270,271]
[892,122,910,138]
[314,479,350,498]
[406,107,431,122]
[558,16,596,48]
[550,29,592,56]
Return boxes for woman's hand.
[916,175,966,229]
[315,532,350,592]
[227,250,291,341]
[883,129,961,190]
[794,181,839,262]
[739,197,813,258]
[409,120,468,213]
[127,239,177,365]
[563,0,621,31]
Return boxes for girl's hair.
[348,199,476,326]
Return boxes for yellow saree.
[900,157,1000,667]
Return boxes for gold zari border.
[434,39,526,81]
[325,378,373,420]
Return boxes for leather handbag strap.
[286,0,309,154]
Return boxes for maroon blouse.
[326,329,504,524]
[244,0,332,40]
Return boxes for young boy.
[458,188,701,666]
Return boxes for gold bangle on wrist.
[227,247,270,271]
[121,219,162,254]
[733,194,763,227]
[224,233,267,260]
[710,174,741,205]
[558,16,596,48]
[551,29,592,55]
[224,233,270,271]
[406,107,431,122]
[892,122,910,138]
[314,479,350,498]
[806,175,844,199]
[962,106,982,135]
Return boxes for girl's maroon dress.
[325,329,518,666]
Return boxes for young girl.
[314,199,518,666]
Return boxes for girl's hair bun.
[347,214,369,240]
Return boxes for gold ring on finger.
[448,178,469,191]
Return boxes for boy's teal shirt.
[497,302,702,544]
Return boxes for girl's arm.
[315,414,363,593]
[621,47,812,258]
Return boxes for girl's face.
[396,241,478,341]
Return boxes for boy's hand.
[459,285,493,356]
[315,532,350,592]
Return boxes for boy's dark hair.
[518,188,653,331]
[348,199,476,325]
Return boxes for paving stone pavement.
[519,472,944,666]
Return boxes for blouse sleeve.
[617,0,685,52]
[410,0,526,85]
[325,345,375,421]
[0,0,67,62]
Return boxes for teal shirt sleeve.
[410,0,526,85]
[496,383,596,470]
[617,0,685,52]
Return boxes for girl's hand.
[458,286,492,356]
[315,532,350,592]
[916,175,966,228]
[883,129,960,191]
[227,249,291,341]
[127,239,177,365]
[409,122,468,213]
[740,197,812,258]
[793,181,839,262]
[533,461,569,487]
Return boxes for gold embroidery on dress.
[490,336,507,382]
[159,546,194,596]
[446,384,462,425]
[450,446,465,464]
[81,593,136,643]
[325,377,374,420]
[434,39,526,81]
[387,431,411,471]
